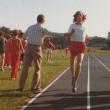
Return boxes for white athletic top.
[68,23,86,42]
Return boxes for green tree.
[107,32,110,49]
[87,36,107,49]
[0,26,11,38]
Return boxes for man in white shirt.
[18,14,73,93]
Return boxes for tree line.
[0,26,110,50]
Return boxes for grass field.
[0,50,69,110]
[89,49,110,54]
[0,49,110,110]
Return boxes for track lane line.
[20,67,69,110]
[95,55,110,63]
[94,56,110,72]
[87,55,91,110]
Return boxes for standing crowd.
[0,30,27,80]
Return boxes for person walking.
[17,14,73,93]
[8,30,23,80]
[46,38,55,63]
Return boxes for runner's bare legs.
[74,53,84,82]
[70,53,84,92]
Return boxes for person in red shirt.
[46,38,55,63]
[8,30,23,80]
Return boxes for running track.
[20,54,110,110]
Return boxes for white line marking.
[95,56,110,72]
[97,55,110,63]
[87,55,91,110]
[20,67,69,110]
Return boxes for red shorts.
[69,41,86,56]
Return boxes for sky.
[0,0,110,38]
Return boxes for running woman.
[68,11,88,93]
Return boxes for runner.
[68,11,89,93]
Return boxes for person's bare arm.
[64,29,75,39]
[86,35,92,40]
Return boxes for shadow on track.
[90,91,110,110]
[23,90,110,110]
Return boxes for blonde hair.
[73,11,86,22]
